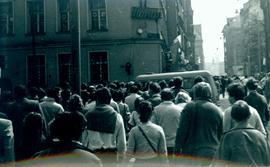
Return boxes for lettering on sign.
[131,7,161,20]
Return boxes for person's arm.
[174,104,192,155]
[2,120,15,164]
[116,114,127,161]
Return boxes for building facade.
[0,0,195,89]
[223,0,265,76]
[261,0,270,72]
[240,0,266,76]
[222,15,245,76]
[193,24,204,70]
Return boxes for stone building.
[0,0,195,90]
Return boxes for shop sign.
[131,7,161,20]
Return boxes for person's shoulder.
[0,118,12,129]
[72,149,102,161]
[149,122,163,132]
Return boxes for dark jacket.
[7,98,47,160]
[175,99,223,158]
[244,91,270,127]
[217,123,270,166]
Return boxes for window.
[58,0,70,32]
[58,54,73,86]
[26,0,45,34]
[88,0,107,31]
[0,1,13,35]
[27,55,45,87]
[89,52,108,84]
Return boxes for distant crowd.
[1,72,270,167]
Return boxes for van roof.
[136,70,212,81]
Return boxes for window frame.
[56,0,70,33]
[87,0,108,32]
[0,0,14,36]
[25,0,46,35]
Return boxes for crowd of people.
[0,73,270,167]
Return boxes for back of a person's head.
[38,88,46,99]
[175,92,191,104]
[46,88,59,99]
[23,112,43,133]
[193,75,205,85]
[138,100,153,123]
[14,85,27,99]
[81,83,88,90]
[68,94,83,113]
[246,77,258,90]
[173,77,183,88]
[231,100,251,122]
[50,112,86,141]
[95,87,111,105]
[111,89,123,102]
[149,82,161,94]
[158,80,168,90]
[227,83,245,100]
[134,96,144,111]
[160,88,174,101]
[129,85,139,94]
[193,82,212,100]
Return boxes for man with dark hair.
[148,82,162,107]
[175,82,223,166]
[31,112,102,167]
[244,77,270,128]
[217,100,270,166]
[83,87,126,166]
[7,85,48,160]
[125,85,141,112]
[151,88,183,154]
[223,83,266,134]
[40,88,64,127]
[171,77,188,98]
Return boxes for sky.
[191,0,249,63]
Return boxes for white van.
[136,70,219,104]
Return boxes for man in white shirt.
[83,87,126,167]
[0,118,14,165]
[223,83,266,135]
[151,88,183,154]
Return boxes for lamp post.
[70,0,81,94]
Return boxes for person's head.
[160,88,174,101]
[175,92,191,104]
[134,96,144,112]
[95,87,111,105]
[148,82,161,96]
[14,85,27,99]
[173,77,183,88]
[38,88,46,101]
[227,83,245,104]
[23,112,43,134]
[245,77,258,91]
[129,85,139,94]
[158,80,168,90]
[231,100,251,122]
[47,88,60,100]
[50,112,86,141]
[193,75,205,85]
[193,82,212,100]
[81,83,88,90]
[138,100,153,123]
[112,90,124,102]
[68,94,84,113]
